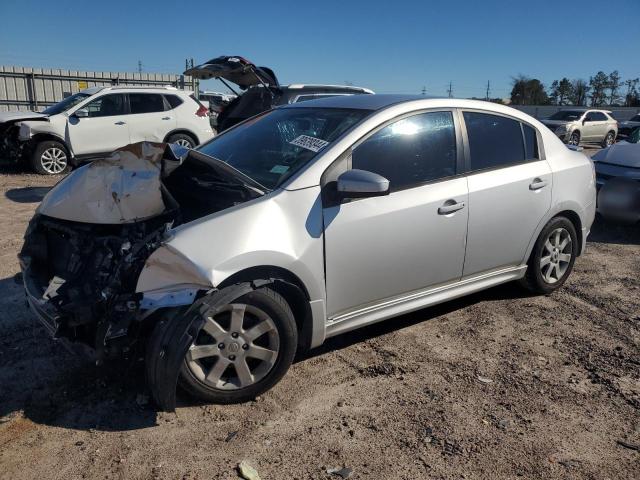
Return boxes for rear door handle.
[162,116,172,120]
[529,178,547,190]
[114,121,126,125]
[438,200,466,215]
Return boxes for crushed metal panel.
[37,142,168,224]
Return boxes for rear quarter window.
[164,95,184,109]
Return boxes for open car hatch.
[184,55,278,90]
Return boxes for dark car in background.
[185,56,373,132]
[616,113,640,140]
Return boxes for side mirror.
[336,169,390,199]
[74,109,89,118]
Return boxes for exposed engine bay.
[19,141,264,359]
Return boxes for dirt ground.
[0,155,638,480]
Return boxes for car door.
[67,93,129,156]
[322,110,469,318]
[582,111,602,141]
[126,93,176,143]
[461,111,552,277]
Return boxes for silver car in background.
[541,109,618,147]
[19,95,596,409]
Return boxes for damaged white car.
[19,95,595,410]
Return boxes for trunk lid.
[184,56,278,89]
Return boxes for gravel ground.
[0,152,638,480]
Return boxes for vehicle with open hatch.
[185,55,374,132]
[19,95,596,410]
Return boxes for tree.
[624,78,639,107]
[589,71,609,106]
[607,71,622,105]
[570,79,590,106]
[510,75,549,105]
[549,78,573,105]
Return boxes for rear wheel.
[568,131,580,146]
[31,140,70,175]
[601,131,615,148]
[520,216,578,294]
[167,133,196,148]
[178,288,297,404]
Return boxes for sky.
[1,0,638,99]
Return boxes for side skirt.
[325,265,527,339]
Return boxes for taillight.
[195,105,208,117]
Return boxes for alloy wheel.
[539,227,572,284]
[605,132,614,146]
[569,133,580,146]
[40,147,68,174]
[175,138,193,148]
[185,303,280,390]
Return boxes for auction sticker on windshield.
[289,135,329,153]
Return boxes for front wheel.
[177,288,297,404]
[31,140,70,175]
[520,216,578,294]
[167,133,196,148]
[568,131,580,146]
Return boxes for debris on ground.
[237,460,261,480]
[617,440,640,451]
[477,376,494,384]
[225,431,238,442]
[326,466,353,479]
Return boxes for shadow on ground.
[5,186,51,203]
[0,269,530,432]
[589,215,639,246]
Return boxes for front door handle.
[529,178,547,190]
[162,116,172,120]
[114,121,126,125]
[438,200,466,215]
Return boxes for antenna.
[447,81,453,98]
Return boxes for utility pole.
[485,80,490,101]
[137,60,142,74]
[421,85,427,96]
[185,58,197,96]
[447,81,453,98]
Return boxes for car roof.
[284,84,374,94]
[283,93,436,110]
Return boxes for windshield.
[42,92,91,115]
[629,127,640,143]
[630,114,640,122]
[549,111,584,121]
[197,107,371,189]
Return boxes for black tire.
[30,140,70,175]
[167,133,196,148]
[519,216,578,295]
[601,130,615,148]
[568,131,580,146]
[177,287,297,404]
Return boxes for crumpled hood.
[37,142,170,224]
[592,141,640,169]
[0,110,47,124]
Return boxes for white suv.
[15,86,215,174]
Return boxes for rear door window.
[129,93,166,114]
[351,111,457,191]
[463,112,525,171]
